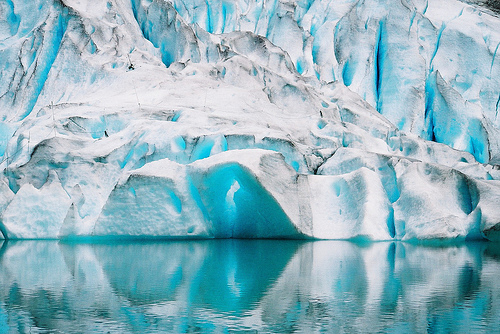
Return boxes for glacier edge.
[0,0,500,240]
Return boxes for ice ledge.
[2,149,499,241]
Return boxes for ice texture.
[0,0,499,240]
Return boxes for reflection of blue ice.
[91,240,300,312]
[0,241,499,332]
[0,305,8,334]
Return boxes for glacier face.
[0,0,500,240]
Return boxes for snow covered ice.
[0,0,500,240]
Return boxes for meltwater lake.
[0,240,499,333]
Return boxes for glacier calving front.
[0,0,499,240]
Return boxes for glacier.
[0,0,500,240]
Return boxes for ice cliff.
[0,0,500,240]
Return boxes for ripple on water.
[0,240,499,333]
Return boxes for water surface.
[0,240,499,333]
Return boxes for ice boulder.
[1,171,71,239]
[92,158,210,238]
[474,180,500,241]
[308,168,394,240]
[393,162,480,240]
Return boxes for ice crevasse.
[0,0,499,241]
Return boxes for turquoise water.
[0,240,499,333]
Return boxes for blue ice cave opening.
[195,163,299,238]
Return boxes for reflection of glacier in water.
[0,240,499,333]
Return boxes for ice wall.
[135,0,500,163]
[0,0,499,240]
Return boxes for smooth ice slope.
[0,0,499,240]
